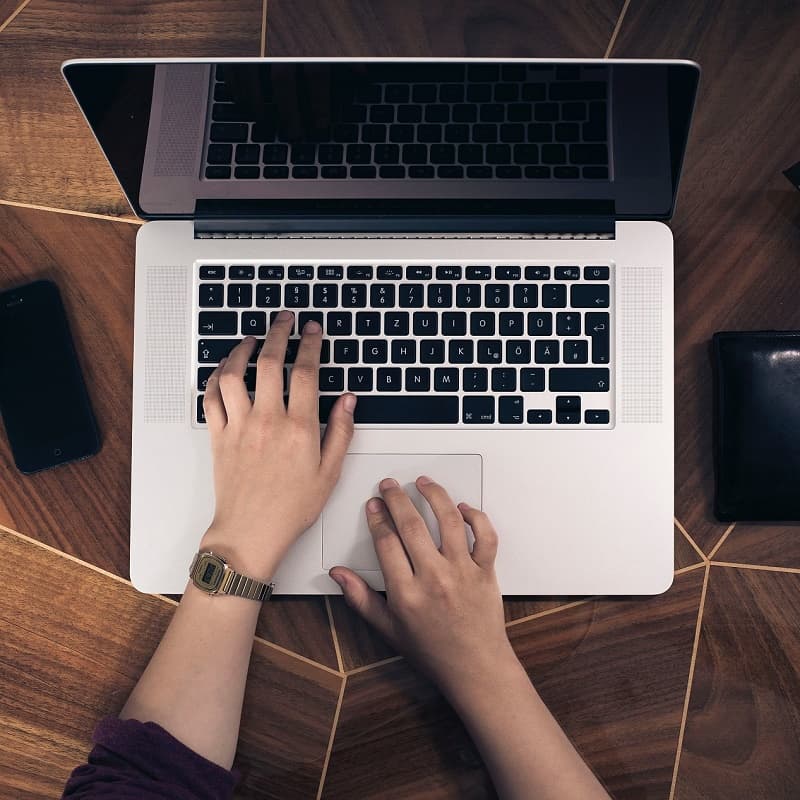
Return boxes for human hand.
[200,311,356,578]
[329,477,517,698]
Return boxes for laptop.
[62,58,699,596]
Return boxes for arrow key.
[571,284,609,308]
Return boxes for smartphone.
[0,280,100,473]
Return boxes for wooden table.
[1,1,799,797]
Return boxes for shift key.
[549,368,610,392]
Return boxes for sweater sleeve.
[62,717,239,800]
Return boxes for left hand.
[199,311,356,577]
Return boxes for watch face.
[193,553,225,592]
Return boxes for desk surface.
[1,1,799,797]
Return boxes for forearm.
[120,581,261,769]
[442,649,610,800]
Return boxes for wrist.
[198,526,283,580]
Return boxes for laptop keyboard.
[204,63,609,181]
[194,262,613,428]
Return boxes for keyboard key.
[385,312,409,336]
[462,396,495,424]
[466,166,493,178]
[207,144,232,164]
[549,368,610,392]
[527,312,552,336]
[513,284,537,308]
[298,312,324,332]
[377,368,402,391]
[491,368,516,392]
[197,367,214,391]
[347,266,373,280]
[495,266,521,280]
[417,125,442,143]
[284,338,300,364]
[235,144,260,164]
[499,396,524,424]
[256,284,281,307]
[370,284,395,307]
[210,122,248,142]
[485,285,510,308]
[374,143,399,163]
[569,144,608,165]
[313,284,338,307]
[227,283,253,308]
[477,340,502,363]
[241,312,267,335]
[554,266,580,280]
[520,368,545,392]
[400,284,424,307]
[557,410,581,424]
[234,165,260,179]
[319,395,459,424]
[227,265,254,280]
[285,284,309,308]
[197,395,206,424]
[420,340,445,363]
[430,143,455,164]
[334,340,359,363]
[541,144,567,164]
[442,312,467,336]
[407,265,432,280]
[315,265,342,280]
[466,266,491,280]
[499,313,524,336]
[571,284,610,308]
[199,265,225,280]
[564,340,589,363]
[405,367,430,391]
[348,368,373,391]
[470,312,495,336]
[363,339,388,363]
[527,409,552,424]
[584,265,610,280]
[585,312,610,364]
[343,284,367,307]
[535,340,560,363]
[554,166,580,179]
[262,166,289,179]
[356,312,381,335]
[346,144,371,163]
[258,265,284,280]
[362,125,387,144]
[434,368,459,392]
[583,166,609,179]
[319,368,344,392]
[413,312,438,335]
[525,266,551,280]
[583,102,608,142]
[458,144,483,164]
[262,144,288,163]
[199,284,224,307]
[556,396,581,411]
[463,368,488,392]
[449,340,474,363]
[556,312,581,336]
[427,284,452,308]
[318,144,344,164]
[542,284,567,308]
[327,311,352,335]
[436,265,462,280]
[585,409,610,424]
[350,165,376,178]
[555,123,580,143]
[288,265,314,280]
[198,311,237,335]
[198,339,248,363]
[392,340,416,363]
[456,284,481,308]
[377,265,403,280]
[506,339,531,363]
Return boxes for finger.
[458,503,499,569]
[329,567,395,643]
[320,393,356,482]
[415,476,470,560]
[203,357,228,434]
[365,496,413,585]
[288,319,322,419]
[217,338,256,421]
[255,310,293,412]
[379,479,440,571]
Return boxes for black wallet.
[713,331,800,521]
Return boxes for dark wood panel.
[675,524,704,570]
[611,1,800,556]
[0,0,24,29]
[0,0,263,216]
[266,0,623,57]
[0,528,342,800]
[714,522,800,569]
[675,565,800,799]
[325,568,703,798]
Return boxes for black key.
[456,284,481,308]
[377,368,402,391]
[298,312,324,332]
[348,367,373,392]
[507,103,532,122]
[417,124,442,143]
[564,340,589,363]
[241,311,267,335]
[385,84,409,103]
[362,125,386,143]
[197,367,215,391]
[227,283,252,308]
[434,368,459,392]
[197,395,206,424]
[262,144,288,164]
[289,165,317,179]
[586,312,610,364]
[252,122,277,142]
[470,312,495,336]
[466,266,491,280]
[520,368,545,392]
[527,409,552,424]
[492,368,516,392]
[374,143,400,164]
[438,165,464,178]
[525,266,551,280]
[228,265,254,280]
[527,123,552,142]
[466,165,493,178]
[255,284,281,307]
[327,311,352,335]
[549,368,610,392]
[406,265,432,281]
[313,284,339,308]
[427,284,452,308]
[322,165,347,179]
[485,284,509,307]
[412,84,437,102]
[371,105,395,124]
[285,284,309,308]
[458,144,483,164]
[557,410,581,424]
[562,102,587,121]
[550,81,606,101]
[287,265,313,280]
[356,312,381,335]
[444,124,470,143]
[262,166,289,179]
[318,265,344,280]
[320,340,331,364]
[480,104,504,123]
[585,409,610,424]
[528,312,553,336]
[499,312,524,336]
[477,340,502,363]
[425,104,449,124]
[318,144,344,164]
[521,82,546,101]
[556,312,581,336]
[319,368,344,392]
[385,312,409,336]
[499,396,524,424]
[198,311,237,335]
[542,144,567,164]
[363,339,388,363]
[535,340,559,363]
[535,104,559,122]
[259,265,283,280]
[495,266,520,280]
[430,143,455,164]
[284,338,300,364]
[542,284,567,308]
[234,165,260,179]
[402,144,428,164]
[486,144,511,164]
[436,265,462,280]
[343,284,367,307]
[556,396,581,411]
[554,166,580,179]
[513,284,538,308]
[420,339,445,363]
[235,143,260,164]
[555,123,580,143]
[506,339,531,363]
[584,266,610,281]
[405,367,430,391]
[473,124,497,143]
[210,123,248,142]
[348,266,373,280]
[346,144,372,163]
[207,144,232,164]
[572,284,610,308]
[400,284,424,308]
[554,266,580,280]
[391,340,416,363]
[198,339,249,363]
[496,165,522,179]
[269,311,294,333]
[396,108,421,126]
[442,312,467,336]
[570,143,608,165]
[199,265,225,280]
[583,102,608,142]
[409,165,435,178]
[319,395,459,424]
[583,166,609,179]
[499,123,525,143]
[413,312,438,336]
[370,284,395,308]
[199,283,224,307]
[462,368,488,392]
[449,340,474,363]
[440,84,464,102]
[462,396,495,424]
[334,339,359,363]
[377,265,403,280]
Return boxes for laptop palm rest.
[321,453,483,571]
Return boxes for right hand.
[330,476,516,697]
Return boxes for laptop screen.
[62,59,699,223]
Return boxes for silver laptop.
[62,57,699,596]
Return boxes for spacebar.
[319,395,459,424]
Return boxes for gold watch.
[189,551,274,602]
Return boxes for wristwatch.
[189,551,274,602]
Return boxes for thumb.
[320,393,356,480]
[329,567,394,643]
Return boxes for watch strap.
[219,566,274,602]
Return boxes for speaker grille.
[619,266,663,423]
[153,65,206,177]
[144,266,189,423]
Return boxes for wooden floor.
[1,0,799,797]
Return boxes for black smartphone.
[0,280,100,473]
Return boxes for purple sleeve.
[62,717,239,799]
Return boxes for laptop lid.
[62,58,699,231]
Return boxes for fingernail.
[304,320,321,334]
[366,497,383,512]
[277,310,293,321]
[417,475,434,485]
[379,477,398,490]
[458,502,470,511]
[329,570,346,588]
[343,393,357,413]
[219,357,228,366]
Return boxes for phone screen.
[0,280,100,473]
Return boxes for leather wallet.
[714,331,800,521]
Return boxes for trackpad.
[322,454,483,571]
